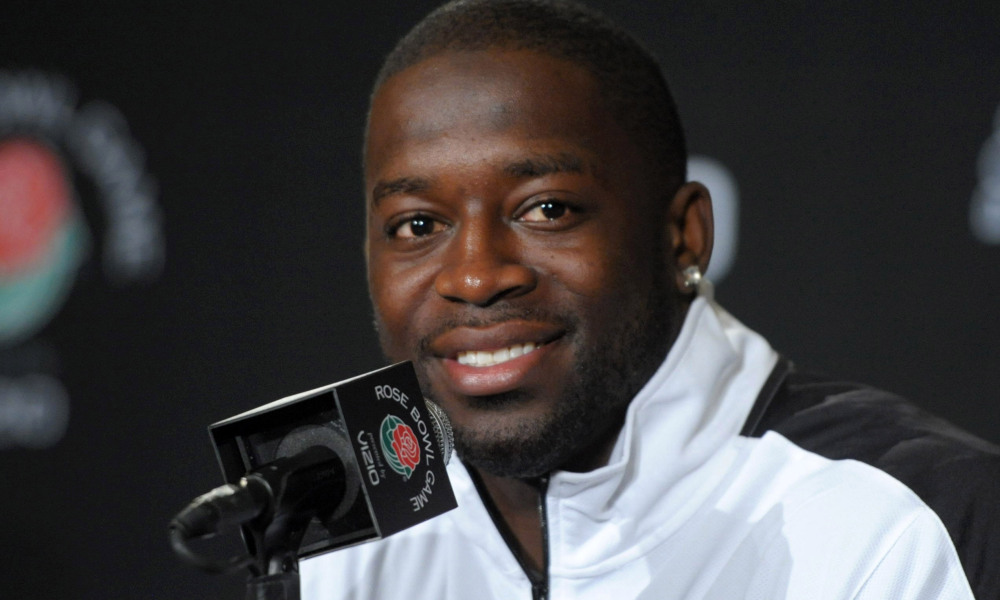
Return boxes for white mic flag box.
[209,361,457,559]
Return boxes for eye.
[517,200,570,223]
[387,214,446,239]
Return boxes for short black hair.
[371,0,687,193]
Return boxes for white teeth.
[457,342,538,367]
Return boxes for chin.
[451,396,620,479]
[455,437,562,479]
[449,405,561,478]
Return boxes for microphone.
[170,362,457,575]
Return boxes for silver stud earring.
[682,265,702,290]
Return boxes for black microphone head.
[275,421,360,521]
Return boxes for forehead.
[365,49,642,185]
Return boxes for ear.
[666,182,714,291]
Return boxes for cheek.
[551,256,615,301]
[368,253,437,355]
[545,233,658,303]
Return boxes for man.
[302,1,999,598]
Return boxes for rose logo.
[380,415,421,479]
[393,425,420,471]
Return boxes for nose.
[433,220,536,306]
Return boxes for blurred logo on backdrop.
[0,70,164,449]
[970,103,1000,245]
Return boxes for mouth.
[455,342,540,368]
[427,321,566,396]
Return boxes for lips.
[428,321,565,396]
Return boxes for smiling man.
[301,1,999,598]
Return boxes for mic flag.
[207,361,457,560]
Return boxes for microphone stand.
[242,494,320,600]
[247,572,300,600]
[243,531,302,600]
[170,446,345,600]
[169,508,306,600]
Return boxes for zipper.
[532,474,550,600]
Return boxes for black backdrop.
[2,2,998,599]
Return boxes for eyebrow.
[503,152,585,178]
[371,176,432,207]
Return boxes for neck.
[558,412,627,473]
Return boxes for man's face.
[365,49,686,477]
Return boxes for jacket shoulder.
[741,360,1000,599]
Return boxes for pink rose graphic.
[391,424,421,471]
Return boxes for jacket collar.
[545,298,779,573]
